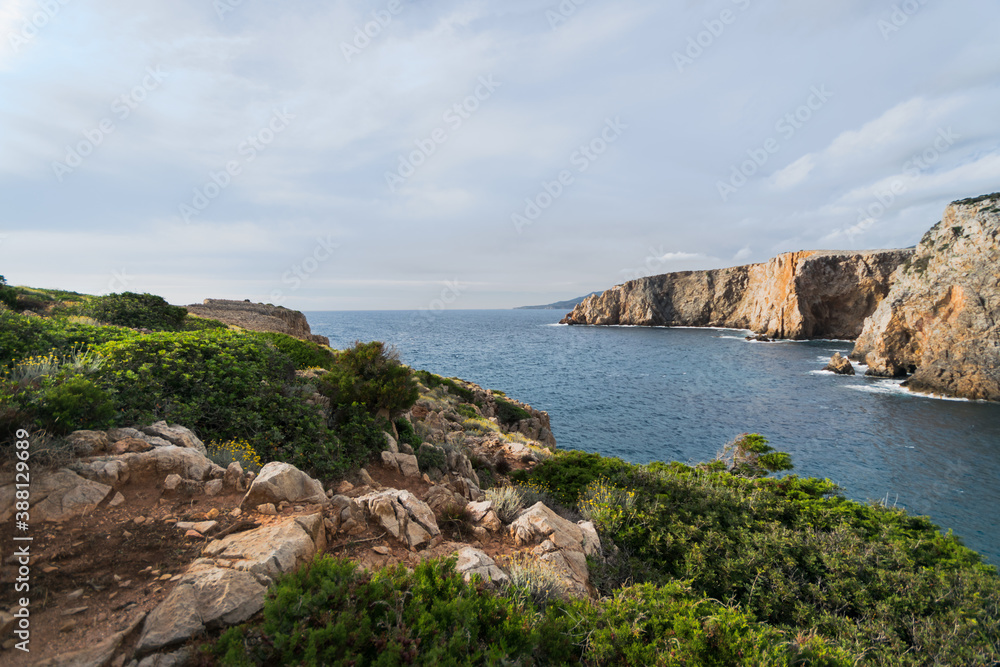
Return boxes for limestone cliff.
[185,299,330,346]
[851,194,1000,401]
[560,249,911,340]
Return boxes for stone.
[357,489,440,550]
[560,249,912,342]
[449,476,483,502]
[118,446,223,483]
[175,520,217,533]
[852,195,1000,401]
[423,485,466,514]
[336,480,354,494]
[163,474,202,497]
[824,352,855,375]
[223,462,245,492]
[111,437,153,455]
[384,432,399,454]
[373,545,391,555]
[65,430,109,456]
[137,584,204,654]
[201,512,326,582]
[136,647,193,667]
[71,458,130,485]
[454,547,509,585]
[508,503,604,597]
[240,461,328,510]
[0,469,113,523]
[141,422,208,455]
[204,479,224,496]
[358,467,376,487]
[256,503,277,515]
[395,453,421,477]
[107,426,144,442]
[380,450,399,472]
[466,500,493,522]
[479,509,502,533]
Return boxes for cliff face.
[851,195,1000,401]
[186,299,330,346]
[561,249,911,340]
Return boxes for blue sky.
[2,0,999,310]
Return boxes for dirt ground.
[1,463,527,665]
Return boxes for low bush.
[415,443,447,474]
[0,311,134,369]
[494,396,531,426]
[319,341,418,420]
[0,275,17,310]
[206,556,582,666]
[81,292,187,330]
[485,486,524,523]
[415,370,476,402]
[394,416,422,449]
[455,403,478,419]
[251,331,334,370]
[35,376,115,433]
[206,438,264,473]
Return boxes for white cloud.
[770,154,816,190]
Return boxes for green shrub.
[494,396,531,426]
[717,433,793,478]
[456,403,478,419]
[252,331,334,370]
[416,443,446,473]
[517,449,1000,665]
[35,376,115,433]
[512,450,629,507]
[91,330,331,470]
[415,370,476,402]
[319,341,418,419]
[394,416,422,449]
[0,275,17,310]
[0,311,134,369]
[82,292,187,330]
[206,438,264,473]
[207,556,582,666]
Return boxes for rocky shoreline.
[561,192,1000,402]
[560,249,911,340]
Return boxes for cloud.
[770,154,816,190]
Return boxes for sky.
[1,0,999,311]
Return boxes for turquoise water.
[308,309,1000,564]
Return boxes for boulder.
[107,426,144,442]
[110,437,153,455]
[357,489,440,550]
[141,422,208,455]
[118,446,223,483]
[509,503,603,597]
[70,458,130,485]
[448,476,483,502]
[65,430,109,456]
[240,461,327,510]
[136,585,204,654]
[0,469,113,523]
[381,451,420,478]
[454,547,509,585]
[423,485,467,514]
[384,432,399,454]
[223,462,246,492]
[824,352,855,375]
[202,513,327,581]
[446,450,478,485]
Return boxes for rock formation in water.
[186,298,330,345]
[851,194,1000,401]
[824,352,855,375]
[560,249,911,340]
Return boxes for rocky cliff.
[186,298,330,345]
[851,194,1000,401]
[560,249,911,340]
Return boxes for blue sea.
[308,309,1000,565]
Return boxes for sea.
[307,309,1000,565]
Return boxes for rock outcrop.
[185,298,330,345]
[824,352,855,375]
[851,194,1000,401]
[561,249,912,340]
